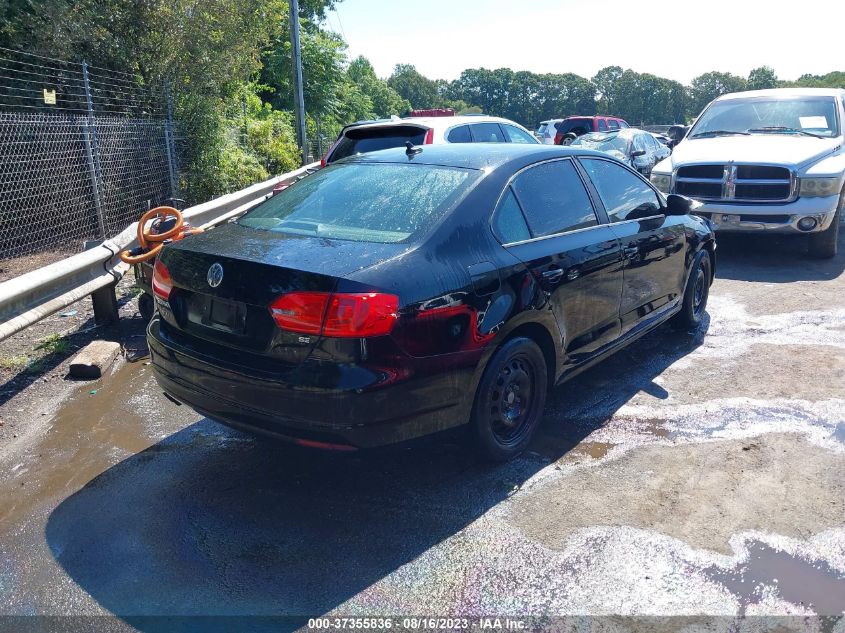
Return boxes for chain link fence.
[0,47,177,278]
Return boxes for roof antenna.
[405,140,422,157]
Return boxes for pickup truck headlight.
[650,173,672,193]
[799,177,840,197]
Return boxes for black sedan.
[148,144,714,460]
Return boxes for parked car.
[643,125,689,149]
[322,115,538,165]
[149,143,714,461]
[535,119,563,144]
[554,115,629,145]
[571,128,670,177]
[650,132,673,148]
[650,87,845,258]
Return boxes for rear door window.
[597,119,608,131]
[447,125,472,143]
[492,188,531,243]
[239,163,479,243]
[580,158,662,222]
[329,125,428,162]
[502,125,538,144]
[511,159,598,237]
[470,123,506,142]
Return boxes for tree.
[747,66,778,90]
[592,66,623,114]
[347,56,410,117]
[0,0,339,199]
[687,71,747,118]
[783,71,845,89]
[387,64,439,109]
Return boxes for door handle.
[541,268,564,283]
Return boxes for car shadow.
[44,317,707,631]
[714,230,845,283]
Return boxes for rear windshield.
[238,162,479,244]
[329,125,427,162]
[556,118,592,133]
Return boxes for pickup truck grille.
[674,164,794,202]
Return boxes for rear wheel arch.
[702,241,716,283]
[501,321,558,390]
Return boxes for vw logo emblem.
[207,262,224,288]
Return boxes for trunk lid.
[157,223,410,367]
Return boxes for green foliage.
[35,333,69,355]
[783,71,845,89]
[263,21,348,116]
[217,145,270,193]
[747,66,778,90]
[348,57,410,117]
[608,70,687,125]
[2,0,331,201]
[388,64,440,110]
[687,71,747,119]
[593,66,624,113]
[444,68,596,127]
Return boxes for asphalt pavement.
[1,232,844,632]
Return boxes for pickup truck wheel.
[807,198,842,259]
[470,337,547,462]
[672,249,711,331]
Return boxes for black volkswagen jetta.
[148,144,714,460]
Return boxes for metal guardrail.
[0,162,319,342]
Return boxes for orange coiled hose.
[119,206,201,264]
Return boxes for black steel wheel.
[672,249,711,330]
[471,337,547,461]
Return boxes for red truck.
[407,108,455,117]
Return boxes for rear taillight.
[152,258,173,301]
[424,128,434,144]
[269,292,399,338]
[269,292,328,335]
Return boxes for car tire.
[470,337,548,462]
[807,196,842,259]
[672,249,711,331]
[559,133,576,146]
[138,292,154,322]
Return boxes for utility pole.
[289,0,307,165]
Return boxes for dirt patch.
[509,433,845,555]
[0,269,148,450]
[714,233,845,317]
[0,245,79,283]
[662,344,845,404]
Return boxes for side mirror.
[665,193,700,216]
[631,149,646,157]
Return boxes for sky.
[327,0,845,85]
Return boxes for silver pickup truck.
[650,88,845,258]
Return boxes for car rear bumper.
[696,196,839,234]
[147,317,475,449]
